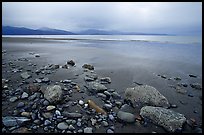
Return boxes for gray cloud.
[2,2,202,34]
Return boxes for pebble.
[20,72,31,79]
[57,122,68,130]
[44,120,51,126]
[21,112,31,117]
[104,91,111,97]
[102,121,109,127]
[97,93,107,99]
[189,74,197,78]
[108,114,114,121]
[17,102,25,108]
[84,127,93,133]
[9,97,18,102]
[161,75,166,79]
[188,93,194,97]
[55,110,61,116]
[117,111,135,123]
[42,77,50,83]
[46,105,56,111]
[62,79,72,83]
[43,100,49,106]
[104,104,112,111]
[21,92,29,99]
[171,104,178,108]
[35,78,42,83]
[77,129,83,133]
[79,100,84,105]
[91,118,97,126]
[107,128,114,133]
[77,122,82,127]
[111,92,121,99]
[68,125,75,130]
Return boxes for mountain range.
[2,26,169,35]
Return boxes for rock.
[140,106,186,132]
[161,75,167,79]
[21,112,31,117]
[28,84,41,93]
[117,111,135,123]
[84,127,93,133]
[84,76,95,81]
[21,92,29,99]
[44,119,51,126]
[104,91,111,97]
[43,100,49,106]
[111,91,121,99]
[125,85,170,108]
[189,74,197,78]
[102,121,109,127]
[42,112,52,119]
[103,104,112,111]
[170,104,178,108]
[55,110,61,116]
[82,64,94,70]
[11,127,31,133]
[100,77,111,83]
[97,93,107,99]
[9,97,18,102]
[91,118,97,126]
[57,122,68,130]
[62,79,71,83]
[42,85,63,103]
[190,83,202,90]
[88,82,107,93]
[79,100,84,105]
[77,122,82,127]
[52,64,60,69]
[176,86,187,94]
[174,77,181,81]
[35,54,40,57]
[62,112,82,118]
[108,114,115,121]
[67,60,75,66]
[120,104,135,114]
[46,105,56,111]
[42,77,50,83]
[20,72,31,79]
[107,128,114,133]
[62,64,69,69]
[35,78,42,83]
[181,83,188,87]
[2,116,30,127]
[17,102,25,108]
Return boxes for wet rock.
[82,64,94,70]
[67,60,75,66]
[57,122,68,130]
[125,85,170,108]
[78,100,84,105]
[108,114,115,121]
[35,54,40,57]
[21,92,29,99]
[35,78,42,83]
[44,119,51,126]
[100,77,111,83]
[102,121,109,127]
[88,82,107,93]
[97,93,107,99]
[42,77,50,83]
[161,75,167,79]
[41,85,63,103]
[117,111,135,123]
[140,106,186,132]
[21,112,31,117]
[189,74,197,78]
[20,72,31,79]
[46,105,56,111]
[27,84,41,93]
[62,112,82,118]
[176,86,187,94]
[103,104,112,111]
[104,91,111,97]
[84,127,93,133]
[190,83,202,90]
[2,116,30,127]
[84,76,95,81]
[11,127,31,133]
[107,128,114,133]
[111,91,121,99]
[9,97,18,102]
[174,77,181,81]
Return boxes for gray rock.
[77,122,82,127]
[100,77,111,83]
[21,92,29,99]
[28,93,38,101]
[42,77,50,83]
[140,106,186,132]
[102,121,109,127]
[97,93,107,99]
[46,105,56,111]
[2,116,30,127]
[55,110,61,116]
[68,125,75,130]
[43,100,49,106]
[125,85,170,108]
[84,77,95,81]
[62,79,71,83]
[104,91,111,97]
[77,129,83,133]
[84,127,93,133]
[20,72,31,79]
[120,104,135,114]
[104,104,112,110]
[107,128,114,133]
[9,97,18,102]
[111,91,121,99]
[78,100,84,105]
[189,74,197,78]
[176,86,187,94]
[62,112,82,118]
[117,111,135,123]
[88,82,107,93]
[17,102,25,108]
[44,119,51,126]
[57,122,68,130]
[108,114,115,121]
[35,54,40,57]
[190,83,202,90]
[35,78,42,83]
[42,85,63,103]
[82,64,94,70]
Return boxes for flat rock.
[140,106,186,132]
[2,116,30,127]
[20,72,31,79]
[42,85,63,103]
[88,82,107,93]
[117,111,135,123]
[57,122,68,130]
[125,85,170,108]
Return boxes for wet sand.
[2,37,202,133]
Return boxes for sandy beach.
[2,37,202,133]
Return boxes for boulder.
[140,106,186,132]
[125,85,169,108]
[42,85,63,104]
[88,82,107,93]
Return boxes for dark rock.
[82,64,94,70]
[174,77,181,81]
[190,83,202,90]
[189,74,197,78]
[67,60,75,66]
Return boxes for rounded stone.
[46,105,56,111]
[57,122,68,130]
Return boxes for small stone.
[77,129,83,133]
[174,77,181,81]
[188,93,194,97]
[190,83,202,90]
[103,104,112,111]
[35,78,42,83]
[21,92,29,99]
[79,100,84,105]
[82,64,94,70]
[84,127,93,133]
[17,102,25,108]
[171,104,178,108]
[57,122,68,130]
[111,92,121,99]
[9,97,18,102]
[62,79,71,83]
[161,75,166,79]
[44,120,51,126]
[117,111,135,123]
[77,122,82,127]
[189,74,197,78]
[35,54,40,57]
[20,72,31,79]
[55,110,61,116]
[97,93,107,99]
[21,112,31,117]
[108,114,114,121]
[68,125,75,130]
[42,77,50,83]
[100,77,111,83]
[107,128,114,133]
[46,105,56,111]
[102,121,109,127]
[67,60,75,66]
[43,100,49,106]
[91,118,97,126]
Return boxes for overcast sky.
[2,2,202,35]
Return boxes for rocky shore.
[2,37,202,133]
